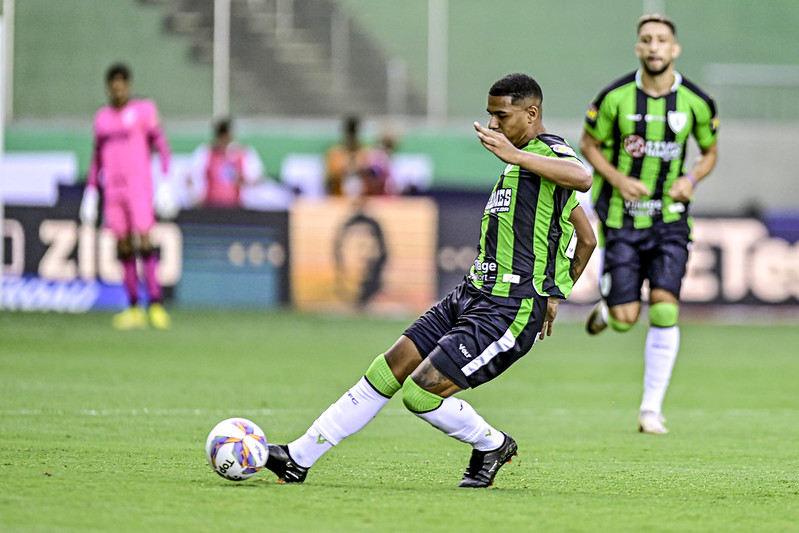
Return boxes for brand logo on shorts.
[458,343,473,359]
[600,272,612,298]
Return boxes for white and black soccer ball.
[205,418,269,481]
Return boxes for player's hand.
[80,187,99,225]
[617,175,651,202]
[539,297,560,340]
[668,175,694,203]
[474,122,520,165]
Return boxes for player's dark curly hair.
[106,63,131,83]
[489,73,543,106]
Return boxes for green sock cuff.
[365,354,401,398]
[608,315,634,332]
[401,378,443,413]
[649,302,679,327]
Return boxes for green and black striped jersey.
[468,134,582,300]
[585,70,718,229]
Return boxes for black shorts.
[403,279,548,390]
[600,220,690,307]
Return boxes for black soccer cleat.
[264,444,308,483]
[458,433,518,488]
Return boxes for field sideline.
[1,309,797,532]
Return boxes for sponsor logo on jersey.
[485,187,513,213]
[626,114,667,123]
[711,115,719,133]
[470,259,497,282]
[624,199,663,216]
[623,199,686,216]
[565,229,577,259]
[624,135,647,158]
[623,135,683,161]
[667,111,688,133]
[551,144,577,158]
[645,140,683,161]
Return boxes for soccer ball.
[205,418,269,481]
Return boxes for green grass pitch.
[1,309,797,532]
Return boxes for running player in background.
[80,63,173,330]
[263,73,596,487]
[580,14,718,434]
[186,118,264,208]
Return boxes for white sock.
[288,377,389,468]
[640,325,679,414]
[413,396,505,451]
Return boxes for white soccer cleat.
[638,411,669,434]
[585,300,609,335]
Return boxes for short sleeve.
[584,96,617,143]
[693,99,718,150]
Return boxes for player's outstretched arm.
[475,122,592,192]
[568,205,597,284]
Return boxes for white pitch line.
[0,407,796,417]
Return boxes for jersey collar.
[635,69,683,93]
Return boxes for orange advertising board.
[290,198,438,315]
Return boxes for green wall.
[8,0,799,121]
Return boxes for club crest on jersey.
[667,111,688,133]
[121,107,137,127]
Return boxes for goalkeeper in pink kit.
[80,63,173,329]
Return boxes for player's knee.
[138,235,155,257]
[117,238,134,260]
[649,302,679,328]
[139,244,155,258]
[365,354,401,398]
[401,378,443,414]
[607,315,635,332]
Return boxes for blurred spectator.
[325,115,392,197]
[187,119,264,208]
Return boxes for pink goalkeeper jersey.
[87,98,170,202]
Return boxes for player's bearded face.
[635,22,680,77]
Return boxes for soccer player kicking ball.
[265,73,597,487]
[80,63,173,330]
[580,14,718,434]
